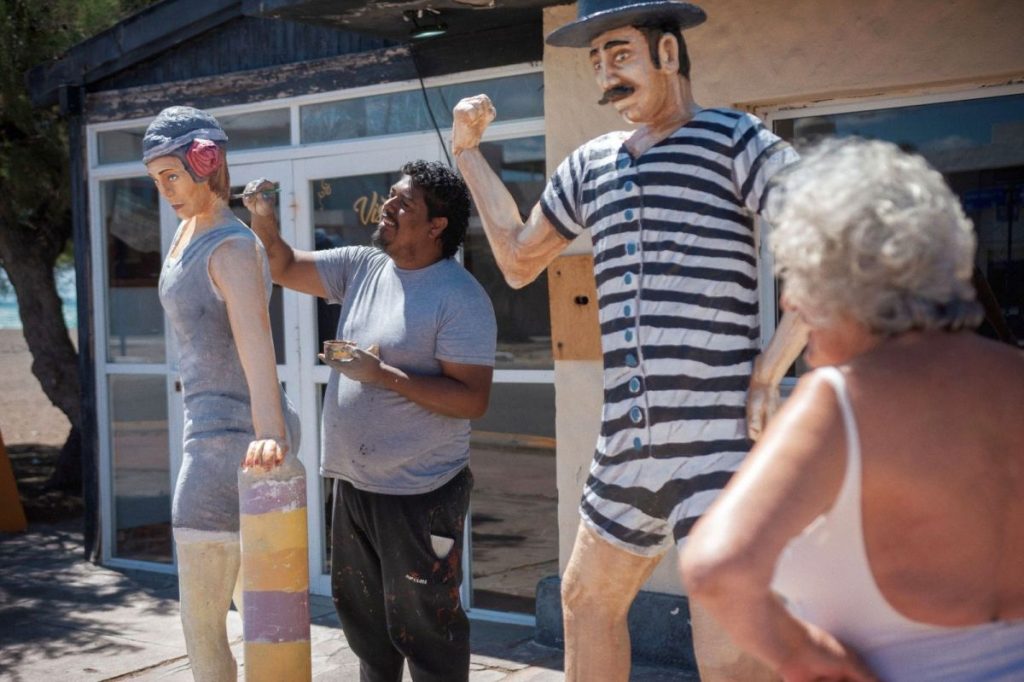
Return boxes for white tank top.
[770,366,1024,681]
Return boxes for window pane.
[463,136,552,369]
[229,188,285,364]
[309,172,401,356]
[219,108,291,151]
[469,383,557,613]
[301,90,430,142]
[301,72,543,144]
[110,374,171,563]
[774,92,1024,347]
[959,182,1024,343]
[102,178,165,363]
[97,126,147,165]
[774,95,1024,163]
[425,72,544,127]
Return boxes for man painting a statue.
[243,160,497,682]
[453,1,807,679]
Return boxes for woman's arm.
[681,371,877,681]
[747,311,810,440]
[209,238,288,470]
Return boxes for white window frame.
[87,63,552,623]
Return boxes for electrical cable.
[410,47,454,168]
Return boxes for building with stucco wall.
[31,0,1024,672]
[538,0,1024,666]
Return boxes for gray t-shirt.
[315,246,497,494]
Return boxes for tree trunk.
[50,426,83,492]
[0,232,81,492]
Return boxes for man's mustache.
[598,85,635,106]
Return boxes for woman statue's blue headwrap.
[143,106,228,182]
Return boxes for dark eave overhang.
[240,0,564,42]
[28,0,244,109]
[28,0,565,112]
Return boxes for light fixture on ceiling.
[404,8,448,40]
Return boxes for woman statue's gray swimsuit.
[159,221,300,534]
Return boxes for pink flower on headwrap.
[185,139,222,177]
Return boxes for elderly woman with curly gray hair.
[681,138,1024,682]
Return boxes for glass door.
[293,137,441,595]
[291,135,557,620]
[95,173,175,568]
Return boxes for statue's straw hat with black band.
[546,0,706,48]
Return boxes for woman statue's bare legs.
[175,532,241,681]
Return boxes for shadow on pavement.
[0,520,181,682]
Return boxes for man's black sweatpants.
[330,467,473,682]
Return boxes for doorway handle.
[174,379,182,393]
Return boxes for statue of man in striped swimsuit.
[452,2,808,680]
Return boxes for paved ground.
[0,521,694,681]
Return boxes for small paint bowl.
[323,340,355,362]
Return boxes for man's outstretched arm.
[453,94,569,289]
[747,311,809,440]
[243,179,327,298]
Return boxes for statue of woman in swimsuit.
[145,105,300,681]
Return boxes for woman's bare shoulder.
[206,230,267,300]
[947,333,1024,392]
[851,331,1022,374]
[208,229,261,268]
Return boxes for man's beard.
[598,85,635,106]
[371,225,385,249]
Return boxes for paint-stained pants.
[330,468,473,682]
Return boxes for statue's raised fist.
[452,94,497,155]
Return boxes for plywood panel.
[547,254,601,362]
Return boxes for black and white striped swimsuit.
[541,108,797,555]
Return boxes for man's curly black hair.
[400,160,471,259]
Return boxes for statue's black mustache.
[598,86,635,105]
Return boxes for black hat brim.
[546,2,706,48]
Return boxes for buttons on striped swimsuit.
[624,209,634,221]
[629,406,643,424]
[624,304,632,316]
[624,272,633,285]
[626,242,637,255]
[624,180,634,192]
[625,353,638,367]
[633,437,643,450]
[629,377,641,394]
[624,329,633,342]
[617,156,630,170]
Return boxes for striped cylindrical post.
[239,457,312,682]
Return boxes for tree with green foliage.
[0,0,153,492]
